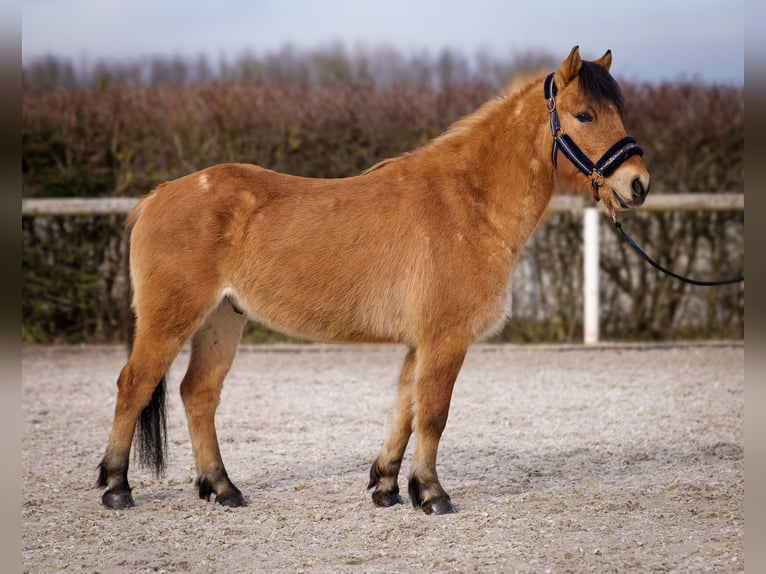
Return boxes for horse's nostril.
[631,177,647,199]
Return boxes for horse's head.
[547,46,650,215]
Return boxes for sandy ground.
[22,343,743,573]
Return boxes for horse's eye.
[576,111,594,123]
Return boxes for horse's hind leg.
[97,330,188,509]
[98,266,224,508]
[368,348,416,507]
[180,298,247,507]
[407,339,467,515]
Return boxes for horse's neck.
[424,82,555,247]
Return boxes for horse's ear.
[556,45,582,86]
[594,50,612,72]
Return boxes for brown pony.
[97,46,650,515]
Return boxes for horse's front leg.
[368,348,416,507]
[407,340,467,515]
[180,299,247,507]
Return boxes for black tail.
[135,375,168,477]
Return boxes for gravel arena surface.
[22,343,743,573]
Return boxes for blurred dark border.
[744,10,763,571]
[1,3,21,572]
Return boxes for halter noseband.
[544,73,643,203]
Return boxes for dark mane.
[579,61,626,119]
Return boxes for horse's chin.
[596,189,636,218]
[611,189,632,210]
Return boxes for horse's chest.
[441,252,514,341]
[470,281,512,340]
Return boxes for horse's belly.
[224,279,412,345]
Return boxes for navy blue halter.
[544,73,643,202]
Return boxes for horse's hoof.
[421,496,456,515]
[215,490,247,508]
[372,490,404,508]
[102,490,134,509]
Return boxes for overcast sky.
[22,0,744,84]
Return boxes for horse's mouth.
[611,189,631,209]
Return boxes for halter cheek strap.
[544,73,643,202]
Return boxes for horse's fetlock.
[196,468,245,506]
[368,459,395,489]
[196,470,226,501]
[98,459,134,509]
[368,460,383,490]
[408,475,424,508]
[196,474,215,501]
[96,455,130,488]
[369,458,401,488]
[96,461,109,488]
[369,459,404,507]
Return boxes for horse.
[97,46,650,515]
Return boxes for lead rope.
[608,210,744,286]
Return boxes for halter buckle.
[590,169,605,187]
[547,98,556,113]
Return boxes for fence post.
[583,207,599,344]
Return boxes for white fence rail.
[20,192,745,217]
[22,193,744,344]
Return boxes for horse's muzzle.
[614,176,649,209]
